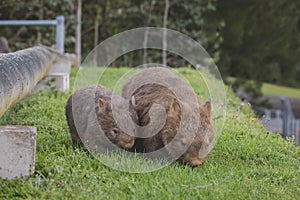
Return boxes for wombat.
[122,67,215,167]
[129,84,182,153]
[66,85,137,150]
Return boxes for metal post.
[56,16,65,54]
[296,120,300,146]
[280,96,294,138]
[292,118,296,137]
[281,108,288,137]
[264,109,271,120]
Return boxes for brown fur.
[0,37,11,53]
[130,84,182,153]
[122,67,215,167]
[66,85,137,150]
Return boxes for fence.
[261,97,300,146]
[0,16,64,53]
[280,96,300,146]
[261,109,283,133]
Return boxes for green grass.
[262,83,300,98]
[0,67,299,199]
[227,76,300,98]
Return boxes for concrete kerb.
[0,46,70,179]
[0,126,36,179]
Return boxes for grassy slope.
[262,83,300,98]
[0,68,299,199]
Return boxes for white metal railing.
[0,16,64,53]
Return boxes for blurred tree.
[217,0,300,88]
[81,0,221,67]
[0,0,76,52]
[162,0,169,66]
[75,0,82,64]
[142,0,156,64]
[0,0,221,67]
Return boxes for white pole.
[56,16,65,54]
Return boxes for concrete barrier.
[0,46,71,179]
[34,53,71,93]
[0,126,36,179]
[0,46,60,117]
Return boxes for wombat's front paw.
[178,154,205,168]
[189,158,205,168]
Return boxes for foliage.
[0,67,299,199]
[80,0,222,66]
[216,0,300,88]
[0,0,221,66]
[0,0,76,52]
[1,0,300,89]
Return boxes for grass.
[262,83,300,98]
[227,76,300,98]
[0,67,299,199]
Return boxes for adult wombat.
[122,67,215,167]
[66,85,137,150]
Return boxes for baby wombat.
[66,85,137,150]
[122,67,215,167]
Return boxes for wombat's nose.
[123,140,134,149]
[119,137,135,149]
[190,159,203,167]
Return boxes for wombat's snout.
[117,134,135,149]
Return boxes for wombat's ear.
[98,98,106,109]
[170,98,181,113]
[130,96,136,107]
[203,101,212,118]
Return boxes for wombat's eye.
[112,128,119,135]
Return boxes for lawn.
[0,67,299,199]
[227,76,300,98]
[262,83,300,98]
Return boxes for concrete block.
[49,59,71,74]
[34,59,71,93]
[34,72,69,93]
[0,126,36,179]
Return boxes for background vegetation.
[0,68,299,199]
[1,0,300,90]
